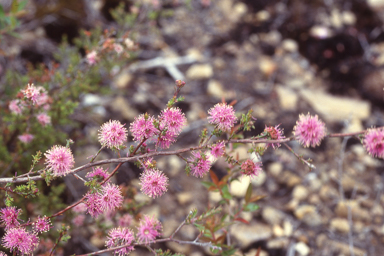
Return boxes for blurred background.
[1,0,384,255]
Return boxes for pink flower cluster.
[139,169,169,198]
[86,166,109,181]
[44,145,75,176]
[210,141,226,158]
[0,206,22,229]
[105,227,135,256]
[2,227,39,255]
[188,151,211,178]
[85,183,123,218]
[240,159,262,179]
[363,128,384,159]
[293,113,327,148]
[136,215,162,244]
[33,216,52,233]
[98,120,128,149]
[264,124,285,149]
[208,103,237,132]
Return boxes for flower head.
[188,151,211,178]
[86,50,98,65]
[139,169,168,198]
[240,159,262,179]
[114,43,124,54]
[98,183,123,212]
[137,215,162,244]
[0,207,22,229]
[44,145,74,176]
[118,214,133,227]
[98,120,128,149]
[2,227,39,255]
[130,114,158,142]
[85,192,103,218]
[293,113,327,148]
[18,134,34,144]
[72,203,87,213]
[208,103,237,132]
[264,124,285,149]
[159,107,186,135]
[86,167,109,181]
[9,99,24,115]
[363,128,384,159]
[33,216,52,233]
[105,228,135,256]
[37,113,51,126]
[156,130,177,149]
[72,214,85,226]
[210,141,226,158]
[22,83,41,105]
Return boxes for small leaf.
[245,183,252,203]
[249,194,266,203]
[221,185,232,200]
[201,181,216,190]
[210,170,219,187]
[222,248,237,256]
[243,203,259,212]
[234,217,249,224]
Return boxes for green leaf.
[243,203,259,212]
[17,0,28,12]
[245,183,252,203]
[221,185,232,200]
[222,248,237,256]
[201,181,215,189]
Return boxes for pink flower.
[118,213,133,227]
[72,203,87,213]
[137,215,162,244]
[86,167,109,181]
[156,130,176,149]
[130,114,158,142]
[240,159,262,179]
[22,83,41,105]
[33,216,52,233]
[72,214,85,226]
[98,120,128,149]
[0,207,22,229]
[159,107,186,135]
[0,251,6,256]
[98,183,123,212]
[36,113,51,126]
[113,43,124,54]
[44,145,74,176]
[210,141,225,158]
[188,151,211,178]
[139,169,168,198]
[86,50,98,65]
[18,134,34,144]
[264,124,285,149]
[85,192,103,218]
[35,89,50,107]
[293,113,327,148]
[208,103,237,132]
[2,227,39,255]
[9,99,24,115]
[363,128,384,159]
[105,228,135,256]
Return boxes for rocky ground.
[2,0,384,255]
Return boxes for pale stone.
[231,176,251,197]
[330,9,343,28]
[114,72,132,88]
[282,39,298,52]
[267,238,289,249]
[295,242,310,256]
[168,155,182,176]
[209,191,221,203]
[207,79,225,99]
[230,223,272,247]
[342,118,363,133]
[141,205,160,219]
[269,162,282,177]
[186,64,213,80]
[262,206,284,225]
[330,218,350,233]
[294,205,322,226]
[292,185,308,201]
[309,25,333,39]
[283,221,293,236]
[299,89,371,122]
[342,11,356,25]
[166,241,191,254]
[110,96,139,120]
[367,0,384,9]
[259,57,276,76]
[255,10,270,21]
[273,224,284,237]
[176,192,193,205]
[275,85,298,111]
[251,171,267,187]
